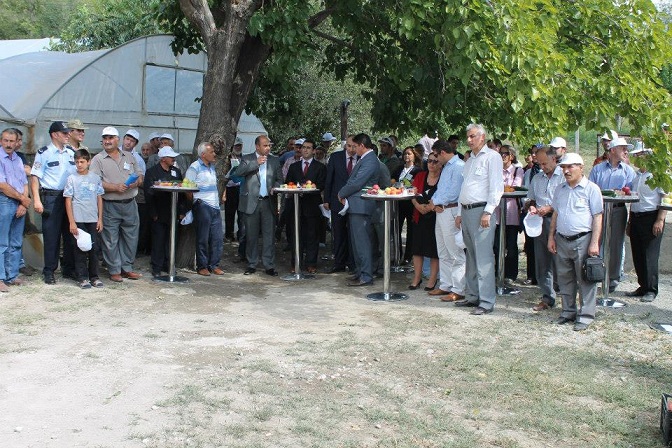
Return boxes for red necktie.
[347,156,353,175]
[303,161,309,176]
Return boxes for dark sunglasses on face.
[427,159,440,164]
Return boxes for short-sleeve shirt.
[90,149,142,200]
[588,160,635,190]
[63,172,104,223]
[528,166,565,207]
[185,159,219,209]
[0,150,28,194]
[30,143,75,190]
[552,176,603,236]
[631,171,665,213]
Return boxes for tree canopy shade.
[162,0,672,186]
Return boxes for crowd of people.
[0,122,667,332]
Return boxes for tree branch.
[308,8,335,29]
[178,0,216,45]
[311,28,352,49]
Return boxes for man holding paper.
[90,126,144,282]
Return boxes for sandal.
[91,279,104,288]
[80,280,92,289]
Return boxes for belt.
[461,201,487,210]
[558,231,591,242]
[613,203,625,208]
[631,210,658,216]
[40,188,64,196]
[104,198,134,204]
[258,196,269,200]
[441,203,458,209]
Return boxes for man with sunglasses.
[30,121,77,284]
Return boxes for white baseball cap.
[322,132,337,142]
[160,133,175,141]
[101,126,119,137]
[295,138,306,146]
[559,153,584,165]
[549,137,567,148]
[158,146,180,158]
[609,137,634,150]
[523,214,543,237]
[125,129,140,142]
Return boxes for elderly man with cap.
[143,146,186,278]
[90,126,144,282]
[588,136,635,292]
[144,133,161,169]
[593,130,618,166]
[30,121,77,284]
[67,119,88,151]
[0,128,31,291]
[549,153,603,331]
[549,137,567,162]
[322,132,338,153]
[378,137,402,178]
[626,146,666,302]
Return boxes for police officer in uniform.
[30,121,77,284]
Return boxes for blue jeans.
[0,196,25,282]
[193,200,223,270]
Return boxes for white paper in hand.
[180,210,193,225]
[338,199,349,216]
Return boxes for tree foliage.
[49,0,165,52]
[0,0,71,40]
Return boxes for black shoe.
[19,266,35,276]
[265,269,279,277]
[470,306,492,315]
[454,299,477,307]
[625,288,644,297]
[44,275,56,285]
[326,266,346,273]
[424,282,438,292]
[152,272,161,279]
[608,283,617,293]
[409,280,422,290]
[556,317,573,325]
[244,268,256,275]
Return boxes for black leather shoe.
[348,280,373,287]
[409,280,422,290]
[556,317,573,325]
[265,269,279,277]
[470,306,492,315]
[44,275,56,285]
[244,268,256,275]
[454,299,477,307]
[625,288,644,297]
[326,266,346,273]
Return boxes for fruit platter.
[361,184,416,198]
[276,180,320,192]
[151,179,199,191]
[601,187,638,198]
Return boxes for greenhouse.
[0,34,266,154]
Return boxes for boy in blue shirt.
[64,149,104,289]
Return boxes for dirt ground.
[1,237,671,448]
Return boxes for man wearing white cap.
[588,137,635,292]
[626,146,666,302]
[525,145,565,312]
[549,153,603,331]
[322,132,337,152]
[90,126,144,282]
[549,137,567,162]
[593,130,618,166]
[143,146,186,278]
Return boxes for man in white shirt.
[454,124,504,315]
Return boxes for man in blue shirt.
[588,137,635,292]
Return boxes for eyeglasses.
[500,152,510,157]
[427,159,440,164]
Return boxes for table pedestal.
[155,190,189,283]
[282,192,315,281]
[367,200,408,301]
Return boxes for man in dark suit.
[323,136,357,273]
[285,139,327,273]
[237,135,282,276]
[338,133,380,286]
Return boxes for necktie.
[347,156,353,175]
[303,161,309,176]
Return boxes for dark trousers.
[287,214,319,268]
[224,186,240,239]
[74,222,99,282]
[397,200,414,261]
[137,202,151,255]
[193,201,223,270]
[150,219,171,274]
[41,192,75,277]
[630,211,664,295]
[494,224,520,281]
[524,231,537,283]
[331,208,352,269]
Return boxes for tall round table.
[362,193,414,301]
[599,194,639,306]
[498,190,528,295]
[275,187,321,281]
[150,185,199,283]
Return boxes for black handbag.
[582,256,605,283]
